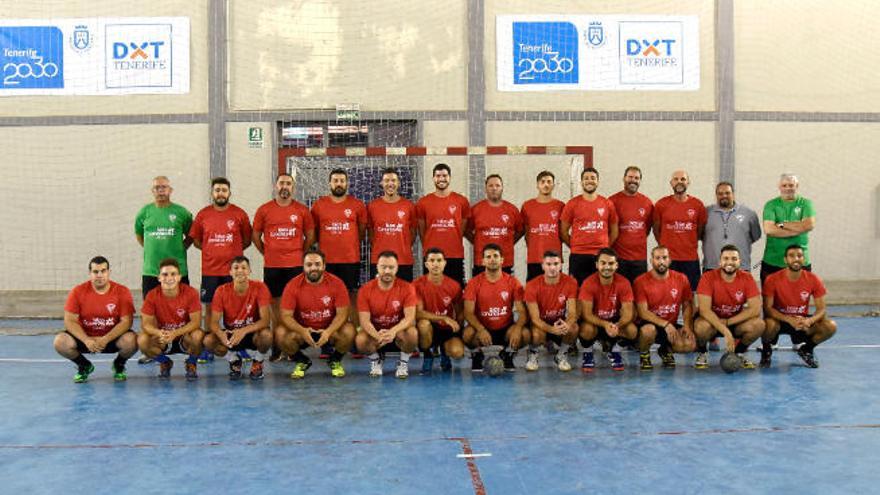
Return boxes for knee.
[53,332,74,353]
[136,332,153,352]
[118,332,138,353]
[446,339,465,359]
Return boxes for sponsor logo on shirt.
[500,290,509,301]
[106,303,116,314]
[481,226,510,238]
[481,306,509,318]
[735,290,744,302]
[344,208,352,218]
[321,296,331,306]
[429,218,456,230]
[550,210,559,219]
[176,308,186,318]
[501,214,510,224]
[269,227,298,239]
[621,220,645,232]
[442,296,452,306]
[377,223,404,234]
[597,207,605,216]
[226,220,235,230]
[208,232,234,245]
[638,208,646,217]
[323,222,352,234]
[670,288,678,298]
[397,210,406,219]
[392,300,401,310]
[665,221,695,232]
[686,209,695,219]
[300,309,332,322]
[577,220,606,232]
[169,214,177,222]
[529,223,558,235]
[448,205,457,215]
[800,290,810,302]
[290,214,299,224]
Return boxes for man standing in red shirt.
[462,244,527,372]
[609,166,654,284]
[414,247,465,374]
[355,251,419,378]
[190,177,252,340]
[761,245,837,368]
[561,167,619,286]
[521,171,565,282]
[578,248,641,371]
[694,245,765,370]
[416,163,471,288]
[468,174,523,277]
[634,246,696,368]
[653,170,707,291]
[277,249,355,379]
[137,258,205,380]
[253,173,315,330]
[523,250,578,372]
[367,168,417,282]
[204,256,273,380]
[312,168,368,292]
[55,256,137,383]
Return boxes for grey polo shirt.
[702,202,762,271]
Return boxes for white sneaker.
[369,359,383,377]
[525,351,540,371]
[554,354,572,372]
[694,351,709,369]
[395,360,409,379]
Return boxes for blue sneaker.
[439,354,452,371]
[421,356,434,375]
[581,352,595,373]
[609,351,624,371]
[197,350,214,364]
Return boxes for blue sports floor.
[1,317,878,494]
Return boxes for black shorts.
[617,259,647,285]
[478,327,512,347]
[760,261,811,285]
[201,275,233,304]
[526,263,543,282]
[142,275,190,301]
[651,322,682,347]
[472,265,514,277]
[264,267,303,298]
[429,322,461,346]
[226,331,258,352]
[163,336,192,355]
[772,317,810,345]
[65,330,133,354]
[443,258,466,288]
[670,260,701,292]
[569,254,598,286]
[326,263,361,291]
[370,264,413,282]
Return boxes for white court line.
[457,453,492,458]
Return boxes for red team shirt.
[634,270,693,324]
[253,200,314,268]
[367,197,416,265]
[141,284,201,330]
[211,280,271,330]
[696,269,760,319]
[311,196,368,264]
[65,281,135,337]
[413,275,462,330]
[762,270,827,317]
[189,205,253,276]
[471,200,523,267]
[463,272,524,331]
[653,195,707,261]
[357,278,418,329]
[415,192,471,258]
[578,273,635,321]
[280,272,350,330]
[524,273,578,323]
[609,192,654,261]
[520,198,565,264]
[561,195,619,255]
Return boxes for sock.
[734,342,749,354]
[113,356,128,370]
[529,344,539,353]
[185,354,198,365]
[399,352,411,363]
[611,342,621,353]
[762,342,773,354]
[659,345,670,356]
[580,338,595,350]
[422,348,433,358]
[226,351,240,363]
[558,343,570,355]
[802,340,816,352]
[154,353,170,364]
[251,350,268,362]
[697,343,708,353]
[505,345,515,354]
[73,354,91,368]
[329,350,343,362]
[369,352,380,361]
[474,347,483,355]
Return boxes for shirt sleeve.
[512,278,525,302]
[634,278,648,304]
[186,287,202,313]
[607,199,619,224]
[182,208,194,235]
[257,283,271,307]
[188,211,203,241]
[119,286,135,317]
[334,278,351,307]
[279,280,297,311]
[696,273,713,296]
[211,286,225,312]
[64,287,81,314]
[403,284,418,308]
[356,285,371,312]
[252,205,265,232]
[802,198,816,218]
[357,201,368,227]
[141,291,156,316]
[561,199,574,224]
[744,275,760,300]
[463,279,477,302]
[523,281,538,303]
[134,206,146,236]
[762,199,777,222]
[619,279,634,302]
[240,209,253,243]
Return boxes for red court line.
[450,437,487,495]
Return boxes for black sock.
[113,356,128,370]
[422,348,433,359]
[73,354,91,368]
[293,350,308,362]
[580,338,596,349]
[734,342,749,354]
[802,340,816,352]
[329,350,343,362]
[762,342,773,355]
[659,345,670,356]
[697,343,708,353]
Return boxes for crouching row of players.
[56,241,836,382]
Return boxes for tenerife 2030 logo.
[512,21,578,85]
[0,26,64,89]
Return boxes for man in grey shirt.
[702,182,762,272]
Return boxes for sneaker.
[525,350,540,371]
[137,355,153,365]
[421,356,434,375]
[111,363,127,382]
[395,360,409,379]
[250,360,265,380]
[659,348,676,368]
[158,360,173,379]
[439,353,452,372]
[369,358,384,377]
[329,360,346,378]
[759,350,772,368]
[694,351,709,370]
[797,347,819,368]
[639,352,653,370]
[290,360,311,380]
[197,350,214,364]
[238,350,252,362]
[609,351,624,371]
[500,350,516,371]
[554,353,572,372]
[228,359,243,380]
[471,351,484,373]
[73,362,95,383]
[737,353,756,370]
[568,345,579,358]
[581,352,595,372]
[185,361,198,381]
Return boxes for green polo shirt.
[134,203,193,276]
[762,195,814,268]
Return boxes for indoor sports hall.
[1,1,878,493]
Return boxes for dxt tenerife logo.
[0,26,64,89]
[513,21,578,85]
[619,21,684,85]
[105,23,173,88]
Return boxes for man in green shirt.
[135,176,194,298]
[760,173,815,283]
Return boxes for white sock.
[505,346,515,353]
[369,352,380,361]
[558,343,570,355]
[225,351,239,362]
[251,350,268,362]
[399,352,410,363]
[611,343,621,353]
